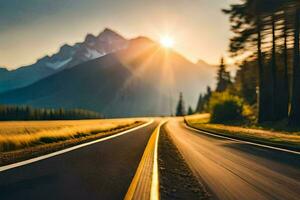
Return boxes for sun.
[160,36,174,48]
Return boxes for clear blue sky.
[0,0,239,69]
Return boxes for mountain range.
[0,28,216,117]
[0,28,128,93]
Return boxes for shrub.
[209,92,244,123]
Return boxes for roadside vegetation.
[208,92,244,123]
[186,114,300,151]
[0,119,144,165]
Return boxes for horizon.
[0,0,239,70]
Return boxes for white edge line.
[0,119,154,173]
[185,123,300,155]
[150,120,167,200]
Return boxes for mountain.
[0,36,216,117]
[48,28,128,71]
[0,28,128,92]
[0,67,8,73]
[116,37,217,107]
[0,67,9,78]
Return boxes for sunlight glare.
[160,36,174,48]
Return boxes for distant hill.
[0,54,168,117]
[116,37,217,107]
[0,32,216,117]
[0,28,128,92]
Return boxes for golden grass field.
[0,119,142,152]
[186,114,300,149]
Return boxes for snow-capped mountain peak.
[38,28,128,70]
[85,34,97,46]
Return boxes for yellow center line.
[124,119,167,200]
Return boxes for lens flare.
[160,36,174,48]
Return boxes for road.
[0,120,158,200]
[164,118,300,200]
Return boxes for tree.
[223,0,270,122]
[234,60,258,105]
[196,94,204,113]
[204,86,212,101]
[223,0,293,123]
[289,5,300,125]
[195,86,213,113]
[280,9,291,120]
[176,92,186,116]
[264,0,291,121]
[187,106,194,115]
[216,57,231,92]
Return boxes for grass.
[185,114,300,151]
[0,119,143,152]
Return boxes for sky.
[0,0,239,69]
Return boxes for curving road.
[165,118,300,200]
[0,120,158,200]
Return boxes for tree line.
[223,0,300,125]
[194,58,233,116]
[0,105,102,121]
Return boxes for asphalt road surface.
[0,120,158,200]
[165,118,300,200]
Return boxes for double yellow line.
[124,120,167,200]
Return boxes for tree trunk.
[271,14,278,120]
[289,8,300,126]
[282,11,290,119]
[257,17,268,123]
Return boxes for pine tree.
[205,86,212,100]
[216,57,231,92]
[196,94,204,113]
[176,92,186,116]
[187,106,194,115]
